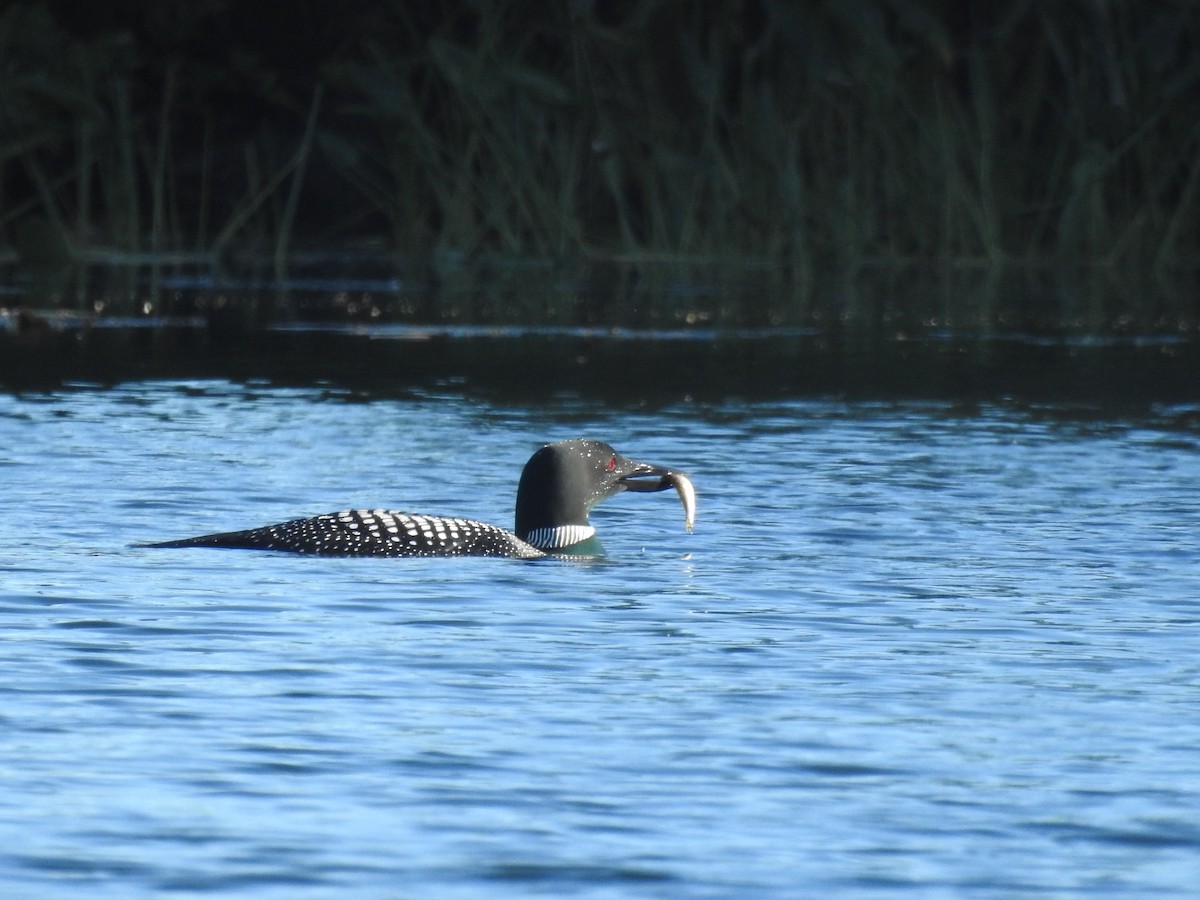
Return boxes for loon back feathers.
[149,509,546,559]
[145,439,695,559]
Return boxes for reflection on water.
[3,256,1197,331]
[4,319,1200,414]
[1,383,1199,896]
[4,258,1200,406]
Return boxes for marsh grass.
[1,0,1197,325]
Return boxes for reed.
[0,0,1197,323]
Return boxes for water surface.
[2,383,1199,897]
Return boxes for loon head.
[514,439,677,552]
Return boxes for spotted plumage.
[159,509,545,558]
[145,439,695,560]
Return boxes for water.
[2,382,1200,897]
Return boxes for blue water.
[2,382,1200,897]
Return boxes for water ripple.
[1,386,1199,896]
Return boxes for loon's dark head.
[514,439,678,552]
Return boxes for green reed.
[1,0,1197,319]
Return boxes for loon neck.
[513,443,594,543]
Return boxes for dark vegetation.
[1,0,1198,330]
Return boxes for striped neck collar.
[522,524,596,550]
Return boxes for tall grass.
[1,0,1198,317]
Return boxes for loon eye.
[606,456,616,472]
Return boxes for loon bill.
[144,439,695,559]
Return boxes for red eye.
[606,456,616,472]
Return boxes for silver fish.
[667,472,696,532]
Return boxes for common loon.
[145,439,695,559]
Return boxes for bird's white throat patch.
[523,524,596,549]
